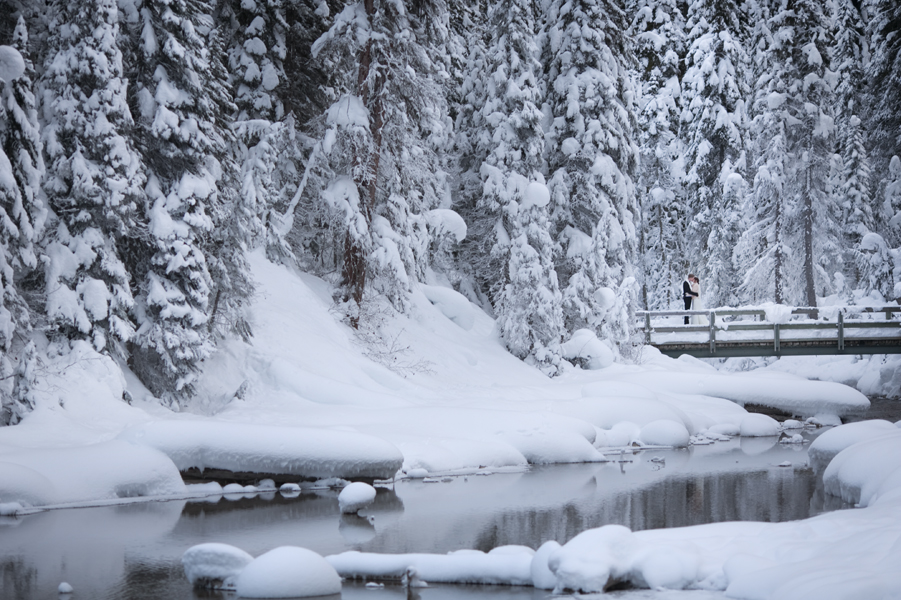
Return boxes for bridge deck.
[638,307,901,358]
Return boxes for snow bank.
[326,547,535,585]
[182,543,253,590]
[0,440,184,509]
[236,547,341,598]
[808,419,899,474]
[613,364,869,418]
[823,429,901,507]
[327,496,901,599]
[118,421,403,481]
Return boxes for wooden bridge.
[637,306,901,358]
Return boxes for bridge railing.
[636,306,901,356]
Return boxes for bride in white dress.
[690,278,709,325]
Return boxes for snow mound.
[236,547,341,598]
[823,429,901,507]
[338,481,376,514]
[326,549,534,585]
[118,420,403,481]
[739,414,780,437]
[182,543,253,590]
[561,329,614,370]
[808,419,898,474]
[639,420,689,447]
[531,541,562,589]
[548,525,635,592]
[420,284,475,330]
[0,440,184,508]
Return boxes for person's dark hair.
[688,273,696,279]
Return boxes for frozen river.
[0,429,842,600]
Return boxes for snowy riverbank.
[0,252,875,511]
[1,253,899,599]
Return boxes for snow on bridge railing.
[634,306,901,357]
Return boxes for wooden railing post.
[709,311,716,354]
[774,322,780,354]
[838,311,844,351]
[645,312,652,345]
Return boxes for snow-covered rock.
[530,541,561,589]
[236,547,341,598]
[822,429,901,507]
[338,481,376,514]
[739,414,780,437]
[639,420,690,447]
[182,543,253,590]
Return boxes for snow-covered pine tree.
[220,0,305,264]
[40,0,143,357]
[883,155,901,246]
[833,0,873,259]
[4,339,38,425]
[222,0,288,122]
[0,26,44,356]
[739,0,841,307]
[449,0,492,309]
[311,0,450,322]
[628,0,686,310]
[680,0,749,307]
[867,0,901,246]
[203,24,254,343]
[470,0,563,372]
[737,0,788,303]
[128,0,241,406]
[544,0,640,351]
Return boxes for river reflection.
[0,432,832,600]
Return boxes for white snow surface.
[808,419,899,474]
[236,546,341,598]
[738,414,780,437]
[0,440,184,509]
[328,491,901,599]
[117,420,403,481]
[182,543,253,590]
[638,420,690,447]
[338,481,376,514]
[326,547,536,585]
[1,253,899,598]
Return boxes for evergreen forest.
[1,0,900,421]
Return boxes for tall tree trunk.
[342,0,382,327]
[774,196,783,305]
[803,156,817,314]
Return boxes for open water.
[0,427,849,600]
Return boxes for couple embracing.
[682,274,708,325]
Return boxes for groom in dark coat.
[682,274,698,324]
